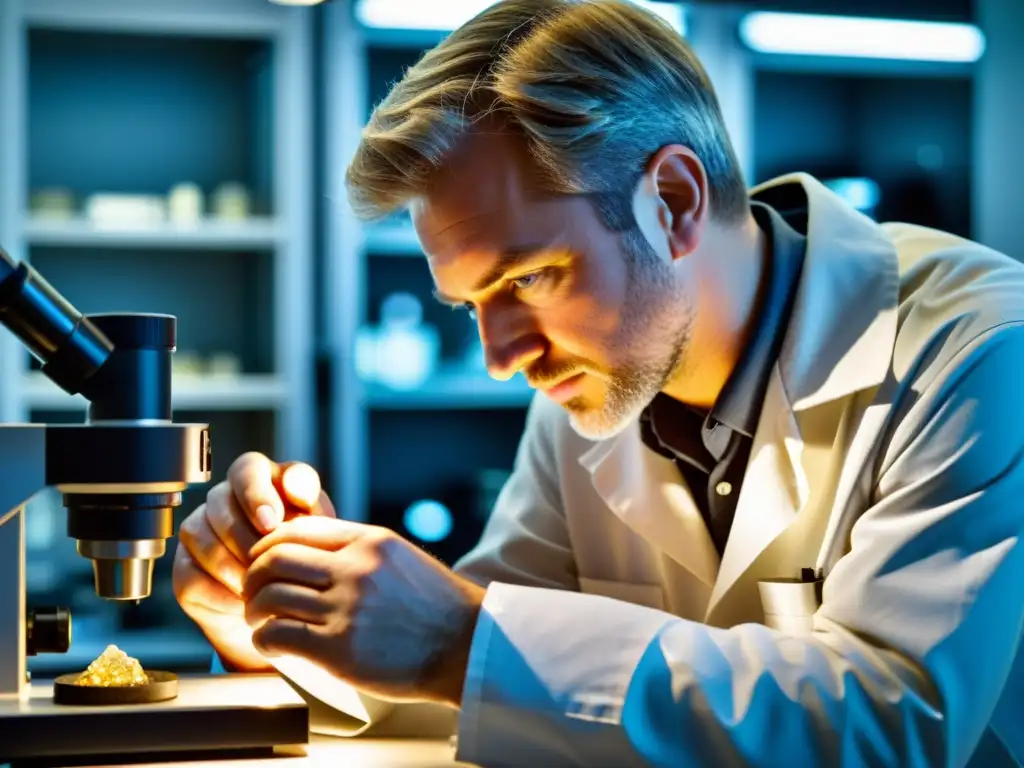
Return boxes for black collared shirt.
[639,202,806,556]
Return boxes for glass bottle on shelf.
[363,292,440,390]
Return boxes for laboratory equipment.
[211,182,251,220]
[357,292,440,390]
[29,189,75,220]
[168,182,204,225]
[0,245,308,761]
[85,193,167,228]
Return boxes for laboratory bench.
[1,681,471,768]
[5,738,470,768]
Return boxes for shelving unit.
[1,0,315,457]
[751,65,975,237]
[738,6,980,237]
[0,0,316,665]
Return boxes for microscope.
[0,246,308,762]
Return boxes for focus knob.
[26,606,71,656]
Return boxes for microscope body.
[0,246,212,700]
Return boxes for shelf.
[366,369,535,409]
[24,216,281,250]
[22,0,288,38]
[363,219,423,256]
[23,372,288,411]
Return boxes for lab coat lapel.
[580,426,720,587]
[703,173,901,618]
[704,366,808,615]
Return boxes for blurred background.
[0,0,1019,676]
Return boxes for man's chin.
[564,403,635,442]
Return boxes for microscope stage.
[0,672,309,762]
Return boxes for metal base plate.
[0,673,309,761]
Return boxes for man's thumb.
[279,463,323,511]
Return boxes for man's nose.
[478,308,544,382]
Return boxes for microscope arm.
[0,425,46,523]
[0,424,46,698]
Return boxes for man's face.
[412,131,692,440]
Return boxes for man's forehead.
[414,182,540,262]
[415,132,538,228]
[409,129,604,263]
[413,191,591,262]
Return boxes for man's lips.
[541,373,586,404]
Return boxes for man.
[172,1,1024,765]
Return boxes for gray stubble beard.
[566,231,693,441]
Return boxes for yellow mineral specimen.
[75,644,149,687]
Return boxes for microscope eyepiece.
[79,313,176,423]
[0,246,113,395]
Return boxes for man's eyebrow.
[432,245,552,307]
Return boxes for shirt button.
[715,481,733,497]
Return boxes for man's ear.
[642,145,709,261]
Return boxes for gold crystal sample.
[75,644,149,687]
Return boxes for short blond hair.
[345,0,749,231]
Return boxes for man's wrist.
[207,632,273,673]
[428,582,486,707]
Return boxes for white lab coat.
[451,173,1024,767]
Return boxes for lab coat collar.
[580,173,899,597]
[751,173,900,412]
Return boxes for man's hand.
[172,452,336,671]
[243,515,486,707]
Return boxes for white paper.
[268,654,395,736]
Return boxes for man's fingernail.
[256,504,279,531]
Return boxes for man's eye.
[512,271,548,291]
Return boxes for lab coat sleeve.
[453,394,579,591]
[455,325,1024,768]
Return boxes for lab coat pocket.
[579,577,666,611]
[757,577,822,636]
